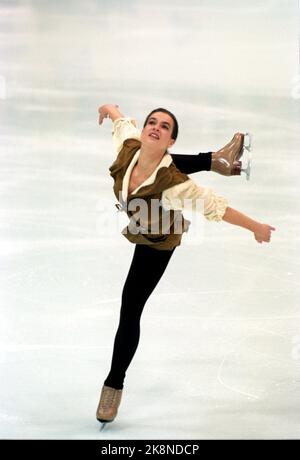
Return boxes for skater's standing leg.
[96,244,175,423]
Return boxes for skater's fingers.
[98,106,109,125]
[265,225,276,232]
[265,233,271,242]
[99,112,106,125]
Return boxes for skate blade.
[97,417,113,431]
[240,132,253,180]
[100,422,107,432]
[241,157,252,180]
[243,132,253,151]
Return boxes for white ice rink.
[1,0,300,439]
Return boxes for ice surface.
[0,0,300,440]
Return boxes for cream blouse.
[111,117,228,221]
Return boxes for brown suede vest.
[109,138,190,250]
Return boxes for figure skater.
[95,104,275,425]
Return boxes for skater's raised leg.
[171,132,252,178]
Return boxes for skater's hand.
[254,223,276,244]
[98,104,111,125]
[98,104,121,125]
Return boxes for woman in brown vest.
[95,104,275,426]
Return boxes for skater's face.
[141,111,176,152]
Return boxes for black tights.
[104,152,211,389]
[104,245,175,389]
[170,151,211,173]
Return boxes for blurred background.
[0,0,300,439]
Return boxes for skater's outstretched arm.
[222,207,275,243]
[164,179,275,244]
[98,104,141,155]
